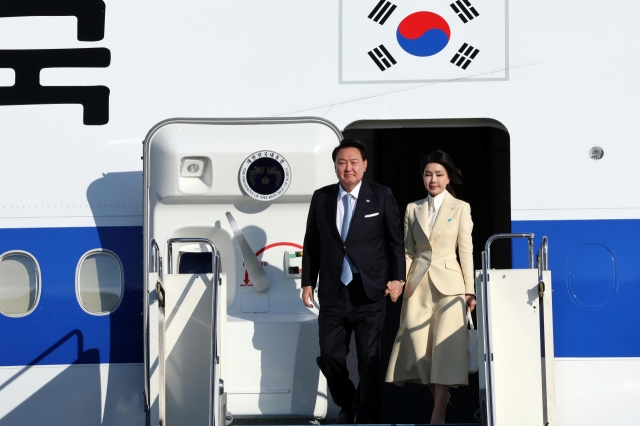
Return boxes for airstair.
[476,233,556,426]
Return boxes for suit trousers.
[317,274,385,419]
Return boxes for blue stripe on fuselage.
[0,227,142,366]
[1,220,638,366]
[512,219,640,358]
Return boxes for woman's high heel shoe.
[430,393,451,424]
[443,393,451,421]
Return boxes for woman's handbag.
[467,309,479,373]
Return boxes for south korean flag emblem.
[340,0,508,83]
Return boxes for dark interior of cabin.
[343,123,511,424]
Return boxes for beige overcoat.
[385,190,474,386]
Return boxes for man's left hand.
[384,280,403,302]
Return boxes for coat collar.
[345,180,373,240]
[415,197,430,237]
[326,180,374,242]
[415,190,456,240]
[326,183,341,240]
[429,190,456,240]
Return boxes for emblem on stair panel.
[239,151,291,201]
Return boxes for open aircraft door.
[142,118,342,425]
[476,234,556,426]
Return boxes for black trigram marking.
[0,0,106,41]
[450,43,479,70]
[0,0,110,125]
[368,45,396,71]
[368,0,397,25]
[450,0,479,23]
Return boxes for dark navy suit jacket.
[302,180,405,302]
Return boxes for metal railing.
[540,236,548,271]
[151,239,161,275]
[485,233,535,269]
[166,237,220,426]
[537,236,549,284]
[536,235,552,426]
[143,239,162,411]
[481,233,535,426]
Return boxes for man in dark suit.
[302,138,405,423]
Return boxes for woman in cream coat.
[386,151,476,424]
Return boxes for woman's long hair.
[420,150,462,197]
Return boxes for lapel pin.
[366,199,370,202]
[448,218,452,222]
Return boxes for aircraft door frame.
[141,116,343,423]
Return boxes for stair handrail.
[485,232,535,269]
[143,239,161,411]
[541,236,549,271]
[150,239,161,275]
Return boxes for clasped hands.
[384,280,403,302]
[385,281,478,311]
[303,281,477,309]
[302,280,405,307]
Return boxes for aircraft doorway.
[344,120,511,424]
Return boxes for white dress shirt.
[337,181,361,272]
[427,191,446,237]
[337,181,361,236]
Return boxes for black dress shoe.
[353,414,375,424]
[336,406,354,424]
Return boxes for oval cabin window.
[77,250,123,315]
[0,251,41,317]
[569,243,616,308]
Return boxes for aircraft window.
[179,252,213,274]
[76,250,123,315]
[0,251,41,317]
